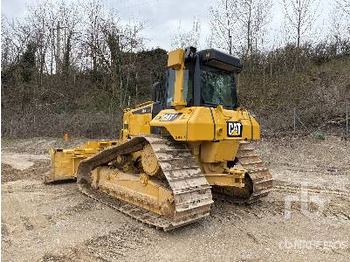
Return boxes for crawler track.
[217,141,274,203]
[237,141,273,202]
[76,138,271,230]
[77,135,213,231]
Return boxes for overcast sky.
[2,0,332,51]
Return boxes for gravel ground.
[1,136,349,262]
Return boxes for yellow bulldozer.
[46,47,273,230]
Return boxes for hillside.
[2,47,349,138]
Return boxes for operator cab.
[152,47,242,116]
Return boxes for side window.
[167,69,175,107]
[183,69,193,105]
[166,68,193,107]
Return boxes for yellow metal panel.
[205,170,245,188]
[201,140,239,163]
[128,113,152,136]
[187,107,215,141]
[211,106,260,141]
[167,49,184,69]
[150,108,190,140]
[122,103,153,139]
[167,49,187,107]
[92,167,174,217]
[150,107,260,142]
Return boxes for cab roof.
[197,49,242,73]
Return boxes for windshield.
[200,65,237,108]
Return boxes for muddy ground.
[1,136,349,262]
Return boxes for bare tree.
[56,1,82,76]
[208,0,239,55]
[171,19,201,49]
[335,0,350,16]
[1,16,13,68]
[208,0,272,56]
[82,0,104,75]
[334,0,350,33]
[236,0,272,55]
[1,15,34,69]
[327,0,350,55]
[283,0,320,48]
[80,0,145,110]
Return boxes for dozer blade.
[45,141,119,183]
[77,136,213,231]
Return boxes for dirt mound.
[1,161,50,183]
